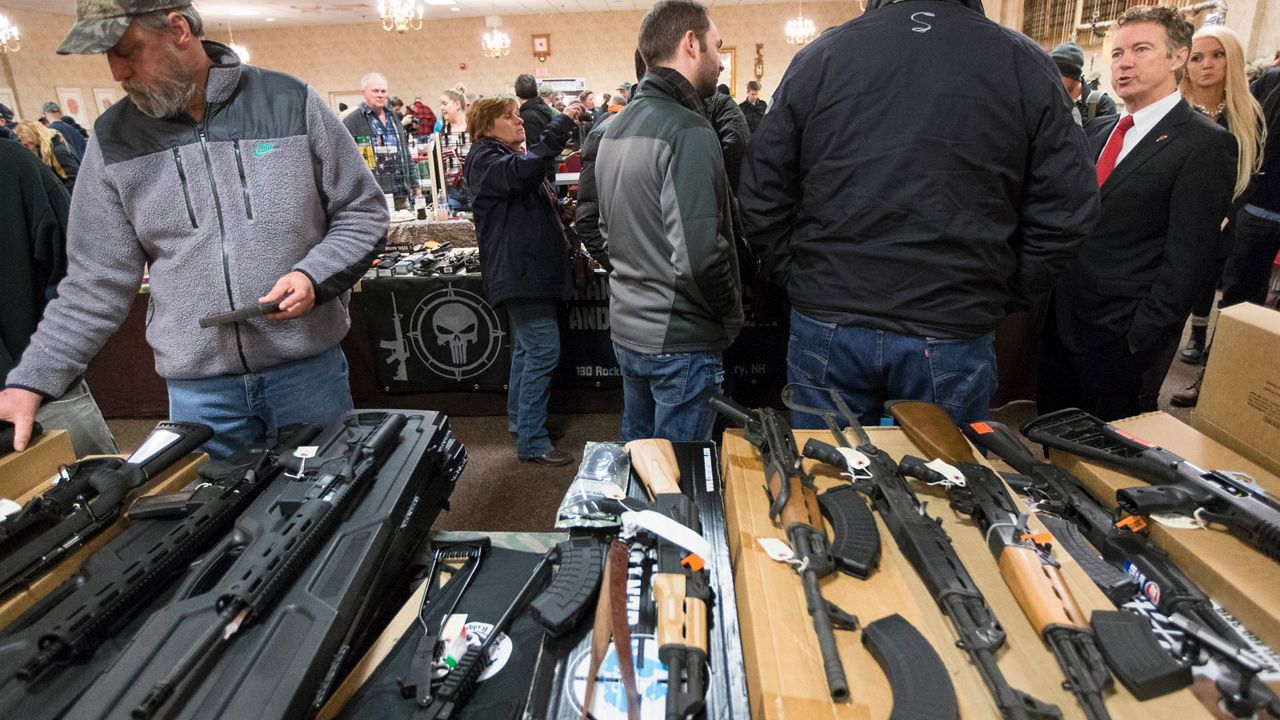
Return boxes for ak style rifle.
[0,421,213,602]
[1,424,322,685]
[1022,408,1280,563]
[800,391,1051,720]
[627,439,710,720]
[889,401,1113,720]
[709,396,857,703]
[969,420,1279,714]
[132,413,407,720]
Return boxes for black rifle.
[0,421,212,601]
[968,420,1279,712]
[709,396,857,703]
[781,383,881,578]
[889,401,1113,720]
[1022,408,1280,563]
[1,424,321,685]
[132,413,406,720]
[799,393,1057,720]
[418,545,556,720]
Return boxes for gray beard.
[123,53,199,119]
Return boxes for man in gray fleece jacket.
[0,2,388,458]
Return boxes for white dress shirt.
[1107,89,1182,165]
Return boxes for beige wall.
[228,3,863,107]
[0,6,121,124]
[1,0,1272,128]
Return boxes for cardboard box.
[0,444,205,628]
[724,427,1208,719]
[0,429,75,500]
[1050,411,1280,654]
[1193,302,1280,477]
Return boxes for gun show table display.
[0,411,466,720]
[386,217,477,252]
[716,392,1280,719]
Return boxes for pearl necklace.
[1192,100,1226,119]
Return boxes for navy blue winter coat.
[465,113,576,306]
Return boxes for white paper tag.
[757,537,795,564]
[294,446,319,459]
[0,498,21,521]
[1149,512,1204,530]
[621,510,712,567]
[925,458,966,487]
[836,446,871,471]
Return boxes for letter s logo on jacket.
[911,12,935,32]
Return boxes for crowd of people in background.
[2,0,1280,464]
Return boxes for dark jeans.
[167,344,353,459]
[612,344,724,442]
[1221,209,1280,309]
[785,309,997,428]
[505,302,560,459]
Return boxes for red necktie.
[1096,114,1135,187]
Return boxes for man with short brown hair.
[596,0,741,442]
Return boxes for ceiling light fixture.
[482,16,510,58]
[784,0,815,46]
[0,13,20,53]
[227,9,260,17]
[379,0,425,33]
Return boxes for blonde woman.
[14,120,79,194]
[437,84,472,212]
[1177,24,1265,364]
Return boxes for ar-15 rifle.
[132,413,407,720]
[1021,408,1280,563]
[889,401,1113,720]
[968,420,1279,713]
[1,423,322,685]
[381,293,411,382]
[627,439,710,720]
[800,392,1053,720]
[709,396,857,703]
[0,421,213,602]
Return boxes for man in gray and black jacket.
[0,1,388,457]
[596,0,742,443]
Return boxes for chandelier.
[785,1,815,46]
[482,16,510,58]
[0,13,20,53]
[379,0,424,33]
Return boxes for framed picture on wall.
[93,88,119,115]
[56,87,89,122]
[0,88,17,120]
[329,90,365,116]
[718,47,736,96]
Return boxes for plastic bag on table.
[554,442,630,529]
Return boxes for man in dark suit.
[1038,5,1237,421]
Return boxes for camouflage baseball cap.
[57,0,192,56]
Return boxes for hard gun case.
[57,409,463,720]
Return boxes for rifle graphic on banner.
[381,293,410,382]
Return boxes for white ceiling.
[3,0,792,27]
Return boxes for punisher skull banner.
[361,275,513,392]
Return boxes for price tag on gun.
[198,301,282,328]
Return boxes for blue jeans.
[612,343,724,442]
[167,344,353,459]
[786,309,996,428]
[506,302,560,459]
